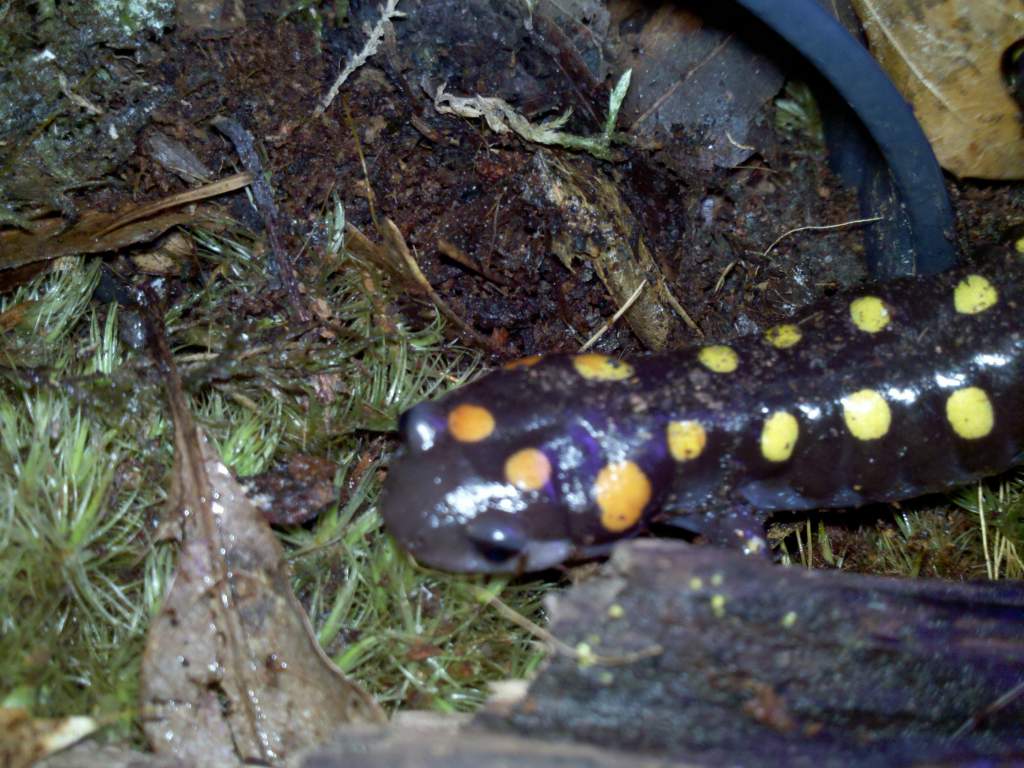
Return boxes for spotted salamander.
[380,244,1024,573]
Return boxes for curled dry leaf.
[853,0,1024,179]
[140,366,384,765]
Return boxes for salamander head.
[379,355,668,573]
[379,398,576,573]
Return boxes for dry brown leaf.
[0,708,98,768]
[140,349,384,765]
[0,173,252,278]
[609,1,784,169]
[853,0,1024,179]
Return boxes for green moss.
[0,207,550,737]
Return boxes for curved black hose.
[734,0,957,275]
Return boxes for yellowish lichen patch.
[849,296,890,333]
[698,345,739,373]
[572,353,634,381]
[594,460,651,533]
[945,386,994,440]
[502,354,543,370]
[504,447,552,491]
[447,403,495,443]
[765,323,802,349]
[953,274,998,315]
[667,419,707,461]
[841,388,892,441]
[760,411,799,462]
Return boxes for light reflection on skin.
[973,352,1010,368]
[797,402,822,421]
[885,386,918,404]
[935,371,967,388]
[438,481,527,526]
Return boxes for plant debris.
[852,0,1024,179]
[139,315,384,763]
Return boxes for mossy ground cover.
[0,207,551,741]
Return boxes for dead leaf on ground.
[140,334,384,766]
[853,0,1024,179]
[0,173,252,287]
[608,0,785,169]
[0,708,98,768]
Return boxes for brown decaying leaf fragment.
[0,708,98,768]
[0,173,253,282]
[140,325,384,765]
[853,0,1024,179]
[526,151,698,349]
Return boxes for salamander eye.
[465,516,528,563]
[398,403,442,453]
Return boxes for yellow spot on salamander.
[765,323,802,349]
[781,611,797,628]
[953,274,998,315]
[447,403,495,443]
[502,354,542,370]
[1015,235,1024,254]
[572,353,634,381]
[607,604,625,619]
[849,295,890,333]
[841,388,892,441]
[698,345,739,373]
[689,577,703,590]
[945,386,994,440]
[594,460,652,533]
[710,594,726,617]
[710,572,724,587]
[667,420,707,461]
[504,447,552,491]
[760,411,799,462]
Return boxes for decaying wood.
[477,540,1024,766]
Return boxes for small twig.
[762,216,882,259]
[953,677,1024,738]
[438,238,509,287]
[580,278,648,352]
[381,220,499,353]
[473,586,663,667]
[314,0,406,117]
[212,117,311,323]
[343,99,378,230]
[95,172,253,237]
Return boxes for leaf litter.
[139,315,384,765]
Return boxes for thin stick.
[580,279,648,352]
[473,586,662,667]
[762,216,882,259]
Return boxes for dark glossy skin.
[380,245,1024,573]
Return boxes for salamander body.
[380,245,1024,573]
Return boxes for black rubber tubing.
[733,0,958,275]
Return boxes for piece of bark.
[298,720,693,768]
[478,540,1024,766]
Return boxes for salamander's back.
[380,243,1024,573]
